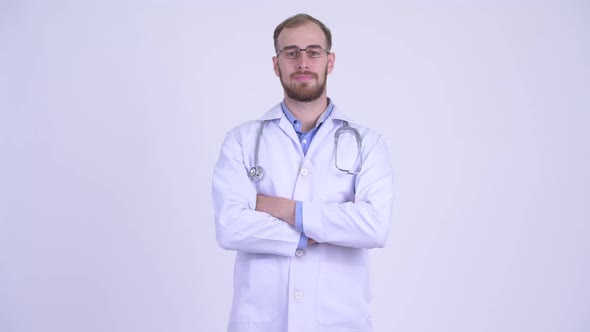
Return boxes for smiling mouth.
[295,75,313,82]
[292,72,317,82]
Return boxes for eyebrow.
[281,44,323,50]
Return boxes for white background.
[1,1,589,331]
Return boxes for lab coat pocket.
[316,260,370,328]
[229,254,280,324]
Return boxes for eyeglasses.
[276,45,330,59]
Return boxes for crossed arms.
[255,194,317,245]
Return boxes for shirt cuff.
[295,201,307,250]
[297,233,308,250]
[295,201,304,232]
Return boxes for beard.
[279,67,328,102]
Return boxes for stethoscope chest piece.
[248,165,264,182]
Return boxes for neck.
[283,94,329,132]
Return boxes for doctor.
[212,13,394,332]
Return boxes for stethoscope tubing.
[248,121,265,181]
[248,119,362,181]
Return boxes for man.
[212,13,394,332]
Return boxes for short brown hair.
[273,13,332,53]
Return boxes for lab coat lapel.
[305,105,352,156]
[259,103,302,152]
[306,117,334,156]
[278,116,303,153]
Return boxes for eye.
[280,47,300,58]
[306,46,324,57]
[285,50,299,58]
[308,50,321,57]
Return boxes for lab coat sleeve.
[212,131,301,256]
[302,135,394,249]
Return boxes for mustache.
[290,71,318,79]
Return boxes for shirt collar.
[258,99,352,123]
[280,98,335,132]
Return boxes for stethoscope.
[248,120,362,182]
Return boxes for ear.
[272,56,280,77]
[327,52,335,74]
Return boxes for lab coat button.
[295,249,304,257]
[294,290,303,299]
[300,168,308,176]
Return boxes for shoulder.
[330,105,387,146]
[225,103,283,138]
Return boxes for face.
[273,23,335,103]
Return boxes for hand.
[256,194,296,226]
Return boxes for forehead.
[277,22,327,49]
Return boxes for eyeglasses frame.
[276,45,331,59]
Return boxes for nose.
[296,55,309,70]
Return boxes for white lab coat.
[212,103,394,332]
